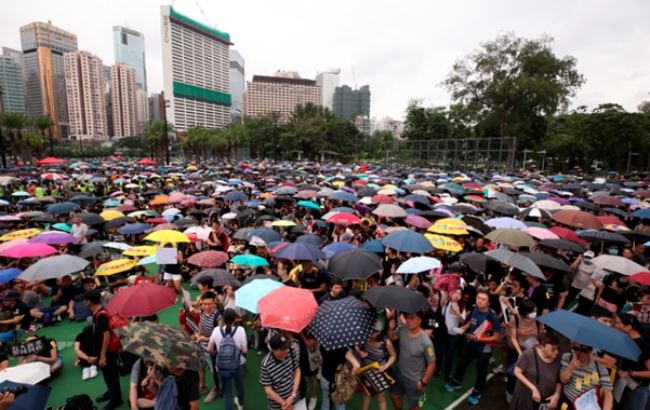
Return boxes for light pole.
[537,150,546,172]
[627,152,638,174]
[522,149,533,171]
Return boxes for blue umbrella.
[224,191,247,201]
[0,381,51,410]
[294,234,324,247]
[235,278,283,314]
[322,242,355,259]
[0,268,22,284]
[405,208,422,215]
[537,310,642,361]
[117,223,152,235]
[361,239,385,253]
[273,242,325,261]
[247,228,282,244]
[69,195,98,206]
[331,207,356,214]
[307,297,377,351]
[46,202,80,215]
[329,191,359,203]
[632,209,650,219]
[603,207,629,217]
[381,230,434,254]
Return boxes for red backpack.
[95,310,128,352]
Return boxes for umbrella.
[373,204,408,218]
[308,297,377,351]
[548,227,587,245]
[396,256,441,273]
[258,286,319,332]
[425,234,464,252]
[329,191,359,202]
[522,227,558,240]
[0,381,51,410]
[404,215,433,229]
[273,242,325,261]
[295,234,324,247]
[95,259,137,276]
[361,239,385,253]
[327,213,361,225]
[270,220,296,227]
[117,223,151,235]
[241,274,281,285]
[591,255,646,276]
[0,268,22,284]
[381,231,434,254]
[67,213,104,226]
[0,361,51,384]
[484,249,544,279]
[427,219,469,235]
[18,255,90,281]
[106,283,177,317]
[234,278,284,314]
[28,232,76,245]
[123,246,157,257]
[485,217,527,230]
[0,243,58,259]
[519,207,553,219]
[145,230,190,244]
[119,322,205,370]
[230,254,270,267]
[0,229,41,241]
[590,195,625,207]
[520,252,572,272]
[459,252,506,276]
[46,202,80,215]
[537,310,641,361]
[191,269,237,287]
[629,272,650,286]
[105,216,132,230]
[485,200,520,216]
[538,239,586,253]
[362,286,430,313]
[232,227,254,240]
[328,248,382,280]
[187,251,229,268]
[247,228,282,244]
[484,228,536,248]
[296,201,321,211]
[577,230,630,245]
[552,210,604,230]
[322,242,356,259]
[224,191,247,201]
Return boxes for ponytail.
[223,308,236,335]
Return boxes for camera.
[1,384,28,397]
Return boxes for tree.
[23,132,44,165]
[185,124,208,163]
[145,120,175,164]
[31,114,56,157]
[0,112,30,163]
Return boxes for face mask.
[527,312,537,319]
[584,257,592,262]
[609,249,618,255]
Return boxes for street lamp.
[522,149,533,170]
[627,152,638,174]
[537,150,546,172]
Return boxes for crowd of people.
[0,159,648,410]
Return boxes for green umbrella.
[297,201,320,211]
[231,254,270,267]
[52,223,71,233]
[524,221,547,229]
[118,322,205,370]
[485,228,536,248]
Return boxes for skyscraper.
[332,85,370,120]
[315,68,340,111]
[20,21,78,139]
[113,26,147,91]
[110,62,138,137]
[245,71,322,121]
[160,5,232,131]
[0,48,26,113]
[63,51,108,140]
[229,49,244,121]
[148,92,165,121]
[136,89,149,135]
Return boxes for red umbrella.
[597,216,625,226]
[327,212,361,225]
[258,286,318,332]
[404,215,432,229]
[117,204,137,212]
[552,210,604,230]
[591,195,625,207]
[629,272,650,286]
[548,227,588,245]
[106,283,177,317]
[371,194,394,204]
[146,218,169,225]
[353,179,368,186]
[137,158,157,165]
[188,250,229,267]
[36,156,66,165]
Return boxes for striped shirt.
[560,352,612,401]
[200,310,222,351]
[259,350,300,410]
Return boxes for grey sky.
[2,0,648,120]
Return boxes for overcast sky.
[2,0,649,120]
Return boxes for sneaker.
[444,382,461,392]
[491,366,505,374]
[418,392,427,408]
[82,367,90,381]
[467,392,480,405]
[89,365,98,379]
[204,387,221,403]
[234,396,244,410]
[199,385,209,396]
[308,396,317,410]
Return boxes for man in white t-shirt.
[71,217,89,248]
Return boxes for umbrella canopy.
[0,381,50,410]
[145,230,190,244]
[328,248,382,280]
[308,297,377,351]
[552,210,604,230]
[522,227,558,240]
[322,241,356,259]
[28,232,77,245]
[67,213,104,226]
[190,269,236,287]
[520,252,572,272]
[591,255,645,276]
[372,204,408,218]
[234,278,284,314]
[362,286,430,313]
[577,230,630,245]
[105,216,132,230]
[258,286,319,332]
[404,215,433,229]
[396,256,441,273]
[537,310,641,361]
[548,227,588,245]
[0,362,51,384]
[230,254,270,267]
[459,253,506,276]
[629,272,650,286]
[484,228,536,248]
[326,212,361,225]
[296,201,320,211]
[538,239,586,253]
[484,249,544,279]
[247,228,282,243]
[187,250,229,268]
[18,255,89,281]
[46,202,80,215]
[118,322,205,370]
[0,243,58,258]
[123,246,157,257]
[0,229,41,241]
[425,234,464,252]
[427,220,469,235]
[0,268,22,284]
[485,217,527,230]
[117,223,151,235]
[295,234,324,247]
[273,242,325,261]
[381,230,434,254]
[95,259,137,276]
[106,283,177,317]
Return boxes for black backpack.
[63,394,96,410]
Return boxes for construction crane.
[196,1,215,28]
[351,66,358,90]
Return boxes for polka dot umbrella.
[307,297,377,351]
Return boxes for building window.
[122,33,128,45]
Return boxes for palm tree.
[23,132,44,165]
[31,114,56,157]
[0,112,29,163]
[206,128,226,164]
[145,120,175,164]
[185,125,208,163]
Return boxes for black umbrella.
[290,225,308,234]
[619,231,650,246]
[458,252,505,276]
[232,227,254,240]
[103,216,131,229]
[519,207,553,219]
[294,234,324,247]
[190,269,236,287]
[538,239,586,253]
[176,219,198,228]
[449,205,480,214]
[419,210,454,220]
[520,252,572,272]
[328,248,382,280]
[78,246,105,259]
[578,231,630,245]
[575,201,602,213]
[485,200,519,216]
[236,209,256,219]
[67,213,105,226]
[357,188,378,197]
[362,286,430,313]
[30,216,58,223]
[190,210,208,218]
[307,297,377,351]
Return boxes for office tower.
[229,49,244,121]
[63,51,108,140]
[0,48,26,113]
[332,85,371,120]
[148,92,165,121]
[160,5,232,131]
[103,65,113,137]
[136,89,149,135]
[113,26,147,91]
[20,21,78,139]
[315,68,340,111]
[110,62,138,137]
[244,71,322,121]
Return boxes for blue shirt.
[466,307,500,352]
[317,292,347,305]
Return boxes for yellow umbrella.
[145,230,190,244]
[123,246,158,257]
[271,220,296,227]
[427,220,469,235]
[425,234,464,252]
[332,181,345,187]
[0,229,41,241]
[435,218,466,226]
[187,166,198,171]
[100,210,125,221]
[384,184,398,189]
[95,259,137,276]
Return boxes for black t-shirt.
[75,332,92,356]
[3,301,31,330]
[209,231,228,252]
[92,309,111,356]
[531,284,552,314]
[299,269,327,300]
[53,284,77,307]
[541,273,566,308]
[420,308,438,331]
[381,256,401,284]
[36,338,56,358]
[320,347,348,383]
[620,337,650,386]
[175,369,200,409]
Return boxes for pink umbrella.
[110,191,124,197]
[153,223,179,231]
[0,238,28,253]
[327,212,361,225]
[548,197,571,206]
[294,190,318,199]
[0,243,58,258]
[404,215,433,229]
[181,199,197,206]
[258,286,318,333]
[0,215,21,221]
[522,227,559,240]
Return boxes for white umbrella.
[162,208,181,216]
[396,256,441,274]
[104,242,132,251]
[0,362,50,384]
[591,255,646,276]
[18,255,90,281]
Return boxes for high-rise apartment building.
[63,51,108,140]
[244,71,322,121]
[20,21,78,139]
[160,5,232,131]
[136,89,149,135]
[0,48,26,113]
[332,85,370,120]
[229,49,244,121]
[113,26,147,91]
[315,68,340,111]
[110,62,138,137]
[148,92,165,122]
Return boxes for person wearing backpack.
[356,319,397,410]
[319,345,361,410]
[84,289,122,410]
[208,308,247,410]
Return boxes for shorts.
[163,272,182,281]
[53,354,64,368]
[390,367,424,408]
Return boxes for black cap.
[0,291,19,301]
[269,333,291,351]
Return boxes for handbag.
[596,298,617,313]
